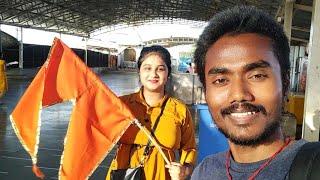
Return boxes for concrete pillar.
[108,49,111,68]
[0,24,2,59]
[19,27,23,69]
[302,0,320,141]
[284,0,294,42]
[85,38,88,65]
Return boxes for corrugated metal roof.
[0,0,282,36]
[0,0,313,45]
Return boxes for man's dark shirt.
[191,140,307,180]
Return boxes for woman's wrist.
[183,163,194,179]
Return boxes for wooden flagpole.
[133,119,170,165]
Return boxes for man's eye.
[250,74,268,80]
[212,78,228,85]
[157,68,165,71]
[143,67,151,71]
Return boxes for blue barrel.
[196,104,229,163]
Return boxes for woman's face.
[139,53,169,93]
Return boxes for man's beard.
[217,102,281,146]
[218,120,280,146]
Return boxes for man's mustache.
[221,102,267,116]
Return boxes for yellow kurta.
[106,90,197,180]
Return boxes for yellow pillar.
[0,59,8,97]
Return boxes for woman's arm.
[179,107,197,165]
[166,104,197,179]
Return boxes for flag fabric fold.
[10,38,135,179]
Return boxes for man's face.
[204,33,283,145]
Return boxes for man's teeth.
[230,112,256,117]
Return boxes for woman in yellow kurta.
[106,45,197,180]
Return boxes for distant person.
[187,62,196,74]
[186,62,192,73]
[298,46,309,93]
[191,62,197,73]
[106,45,197,180]
[191,6,318,180]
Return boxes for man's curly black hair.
[194,5,290,93]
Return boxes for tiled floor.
[0,70,140,179]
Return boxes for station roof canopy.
[0,0,313,45]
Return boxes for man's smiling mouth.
[230,111,257,117]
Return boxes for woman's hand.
[165,162,193,180]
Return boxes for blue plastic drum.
[196,104,229,163]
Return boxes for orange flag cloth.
[10,38,135,179]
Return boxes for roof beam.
[3,2,47,22]
[0,21,88,37]
[294,4,312,12]
[292,26,310,33]
[291,37,309,43]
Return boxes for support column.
[284,0,294,42]
[84,38,88,65]
[302,0,320,141]
[107,49,111,68]
[0,24,2,59]
[18,27,23,69]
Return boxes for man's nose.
[229,78,254,104]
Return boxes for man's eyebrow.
[244,60,271,71]
[207,60,271,75]
[207,67,230,75]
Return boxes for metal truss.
[144,36,197,47]
[0,0,282,37]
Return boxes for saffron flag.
[10,38,135,179]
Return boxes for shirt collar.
[133,87,169,108]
